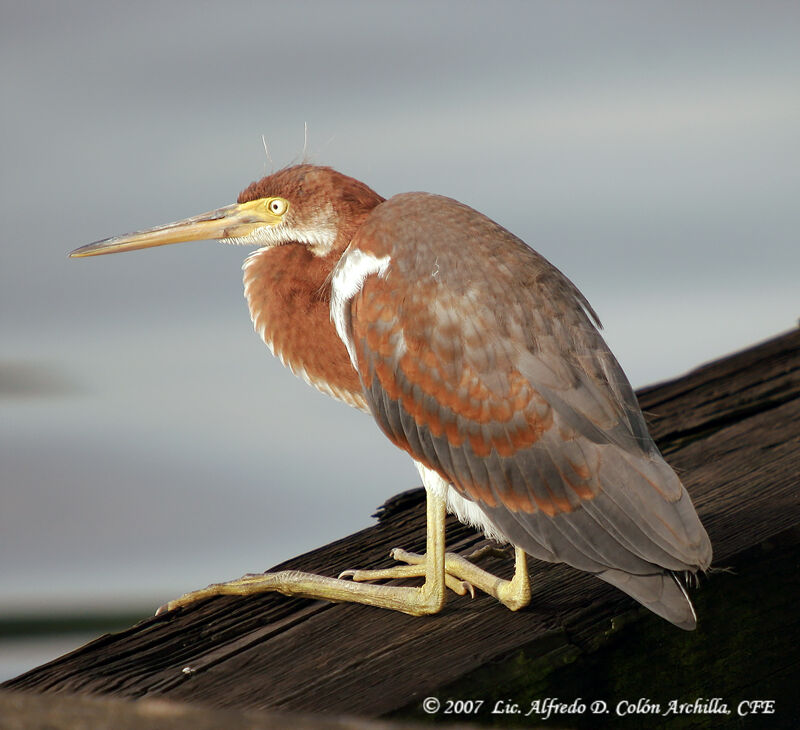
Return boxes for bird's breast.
[242,244,367,410]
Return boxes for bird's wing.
[342,193,711,584]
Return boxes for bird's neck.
[243,243,367,410]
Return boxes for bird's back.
[338,191,712,628]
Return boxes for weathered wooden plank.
[4,328,800,724]
[638,328,800,450]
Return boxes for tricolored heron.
[71,164,712,629]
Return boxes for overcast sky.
[1,0,798,616]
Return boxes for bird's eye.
[268,198,288,216]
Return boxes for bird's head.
[70,164,384,260]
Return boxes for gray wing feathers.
[481,435,711,571]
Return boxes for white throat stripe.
[330,248,391,369]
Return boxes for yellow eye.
[268,197,288,216]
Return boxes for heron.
[71,164,712,629]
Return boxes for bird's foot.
[339,550,474,598]
[464,544,514,561]
[155,567,447,617]
[341,546,531,611]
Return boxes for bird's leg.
[341,463,529,611]
[156,491,451,617]
[346,545,531,612]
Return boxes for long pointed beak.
[69,199,282,258]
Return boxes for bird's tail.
[598,568,698,630]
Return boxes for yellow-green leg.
[156,490,454,616]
